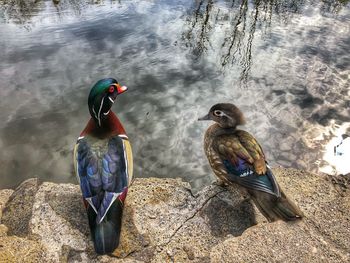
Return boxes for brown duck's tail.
[249,189,304,222]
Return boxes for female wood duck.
[199,103,303,222]
[73,78,133,254]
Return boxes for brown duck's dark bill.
[198,113,211,121]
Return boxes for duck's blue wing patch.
[74,136,129,223]
[223,158,280,197]
[75,138,102,213]
[97,136,128,223]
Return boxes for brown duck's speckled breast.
[204,124,235,184]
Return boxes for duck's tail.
[86,200,124,254]
[249,188,303,222]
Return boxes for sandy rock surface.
[0,168,349,262]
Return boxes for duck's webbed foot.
[211,179,228,187]
[241,195,251,203]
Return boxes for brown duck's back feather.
[203,125,303,222]
[205,126,267,175]
[234,130,265,159]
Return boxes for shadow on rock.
[200,195,257,237]
[47,187,152,261]
[111,203,153,261]
[46,190,90,237]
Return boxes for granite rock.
[0,189,13,221]
[0,168,348,262]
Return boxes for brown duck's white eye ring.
[213,110,224,117]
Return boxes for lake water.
[0,0,349,189]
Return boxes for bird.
[198,103,303,222]
[73,78,133,254]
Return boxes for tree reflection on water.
[0,0,349,187]
[0,0,88,26]
[183,0,349,84]
[0,0,44,25]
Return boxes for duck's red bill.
[117,85,128,94]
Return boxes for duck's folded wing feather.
[98,136,131,223]
[235,130,267,174]
[74,138,102,213]
[215,136,280,197]
[73,136,132,223]
[235,130,265,159]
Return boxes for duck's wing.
[234,130,267,174]
[100,135,133,215]
[215,134,280,197]
[74,135,132,222]
[74,137,101,212]
[73,135,133,254]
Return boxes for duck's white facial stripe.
[92,107,98,120]
[108,97,114,103]
[223,112,231,119]
[92,95,114,125]
[97,97,105,126]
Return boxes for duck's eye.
[214,110,223,116]
[108,86,115,93]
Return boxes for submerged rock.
[0,168,349,262]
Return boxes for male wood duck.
[199,103,303,222]
[73,78,133,254]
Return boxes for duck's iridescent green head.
[88,78,128,126]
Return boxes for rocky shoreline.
[0,168,349,262]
